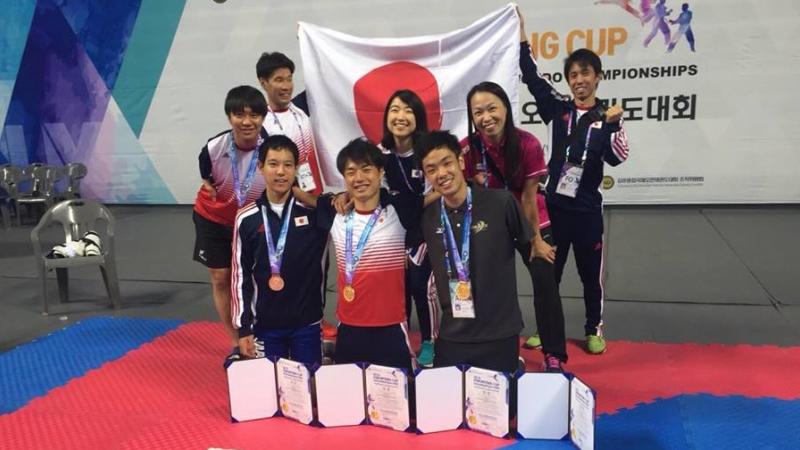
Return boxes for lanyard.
[228,133,261,207]
[565,111,591,166]
[344,206,383,286]
[261,198,295,276]
[393,152,419,194]
[269,106,312,156]
[479,145,490,189]
[440,188,472,282]
[477,139,510,191]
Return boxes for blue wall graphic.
[0,0,185,203]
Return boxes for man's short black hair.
[563,48,602,79]
[336,138,386,174]
[256,52,295,80]
[224,85,268,116]
[259,134,299,165]
[416,130,461,165]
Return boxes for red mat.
[2,322,799,450]
[521,338,800,414]
[0,323,502,450]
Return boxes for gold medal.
[268,275,284,291]
[455,281,471,301]
[343,285,356,302]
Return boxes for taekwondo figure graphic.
[639,0,657,25]
[667,3,695,52]
[594,0,697,53]
[644,0,673,48]
[594,0,641,19]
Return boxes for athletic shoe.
[522,334,542,349]
[322,320,338,339]
[48,240,86,258]
[417,340,434,367]
[543,353,563,373]
[81,231,102,256]
[223,346,241,368]
[586,334,607,355]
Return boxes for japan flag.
[299,3,521,187]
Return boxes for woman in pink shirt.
[460,81,568,372]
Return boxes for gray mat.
[779,305,800,331]
[0,275,216,351]
[604,208,772,305]
[3,204,799,351]
[702,208,800,305]
[592,301,799,346]
[3,205,789,306]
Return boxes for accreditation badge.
[556,163,583,198]
[297,162,317,192]
[449,280,475,319]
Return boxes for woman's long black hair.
[380,89,429,151]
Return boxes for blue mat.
[0,316,182,414]
[502,394,800,450]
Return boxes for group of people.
[192,11,629,375]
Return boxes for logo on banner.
[602,175,615,190]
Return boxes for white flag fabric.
[299,4,520,187]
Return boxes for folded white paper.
[415,366,463,433]
[227,358,277,422]
[315,364,366,427]
[517,372,569,439]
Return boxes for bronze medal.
[268,275,284,292]
[343,285,356,302]
[455,281,471,301]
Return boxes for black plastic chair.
[62,162,87,199]
[0,164,23,226]
[17,164,60,223]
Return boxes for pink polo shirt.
[460,128,551,229]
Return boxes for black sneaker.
[223,346,241,369]
[543,353,563,373]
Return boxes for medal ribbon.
[229,133,262,207]
[479,144,490,189]
[261,198,295,277]
[269,107,312,159]
[345,206,383,286]
[393,152,419,193]
[440,188,472,282]
[476,138,509,190]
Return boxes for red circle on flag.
[353,61,442,143]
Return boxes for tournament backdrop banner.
[515,0,800,204]
[1,0,797,204]
[298,5,519,187]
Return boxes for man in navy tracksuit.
[231,135,329,366]
[519,11,630,354]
